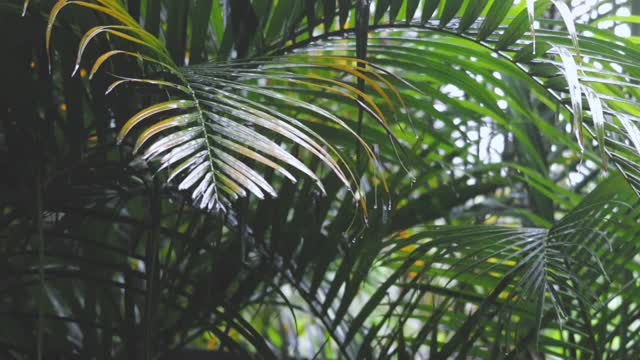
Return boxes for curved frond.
[47,0,402,212]
[270,0,640,199]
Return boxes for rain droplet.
[374,182,378,209]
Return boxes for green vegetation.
[2,0,640,358]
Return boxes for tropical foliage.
[2,0,640,358]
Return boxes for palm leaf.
[47,0,403,212]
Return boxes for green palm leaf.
[47,0,403,212]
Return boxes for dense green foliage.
[3,0,640,358]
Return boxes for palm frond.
[47,0,404,213]
[317,172,637,358]
[272,0,640,198]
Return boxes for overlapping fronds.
[341,173,638,358]
[46,0,640,206]
[7,0,640,359]
[248,2,640,356]
[47,0,404,212]
[276,0,640,200]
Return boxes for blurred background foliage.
[3,0,640,359]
